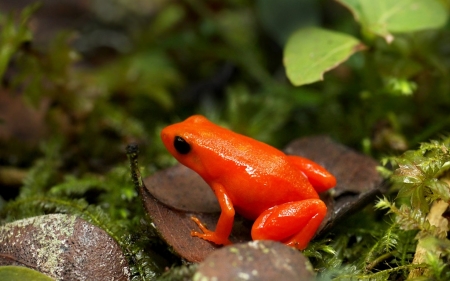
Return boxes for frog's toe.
[191,230,231,246]
[191,216,211,233]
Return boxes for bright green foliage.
[417,237,450,280]
[313,137,450,281]
[284,27,364,86]
[338,0,448,42]
[382,137,450,213]
[316,207,420,280]
[363,136,450,279]
[319,137,450,280]
[376,199,447,239]
[363,223,399,268]
[284,0,449,90]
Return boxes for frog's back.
[161,115,319,220]
[190,118,289,176]
[215,154,319,220]
[188,119,319,219]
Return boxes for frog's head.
[161,115,212,176]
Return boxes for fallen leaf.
[144,164,219,213]
[0,214,130,281]
[140,185,251,262]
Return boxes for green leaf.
[284,27,364,86]
[337,0,448,43]
[427,179,450,202]
[0,266,54,281]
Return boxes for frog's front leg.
[251,199,326,250]
[191,183,234,245]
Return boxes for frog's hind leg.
[251,199,326,250]
[287,155,336,193]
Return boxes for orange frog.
[161,115,336,250]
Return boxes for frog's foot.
[251,199,327,250]
[191,216,232,246]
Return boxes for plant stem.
[365,251,395,271]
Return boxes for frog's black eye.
[174,136,191,154]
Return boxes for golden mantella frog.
[161,115,336,249]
